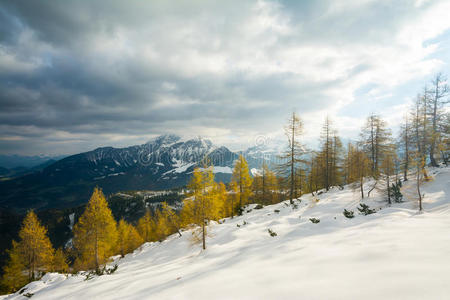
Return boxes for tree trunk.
[417,165,423,211]
[202,221,206,250]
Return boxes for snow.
[3,167,450,300]
[199,166,233,174]
[250,168,261,176]
[68,213,75,230]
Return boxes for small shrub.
[309,218,320,224]
[391,182,403,203]
[254,204,264,209]
[246,209,252,213]
[357,203,376,215]
[106,264,118,275]
[23,293,34,298]
[343,209,354,219]
[291,203,298,210]
[274,209,280,213]
[268,229,277,237]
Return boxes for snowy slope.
[3,167,450,300]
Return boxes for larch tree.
[320,116,333,191]
[160,202,183,237]
[278,112,306,203]
[212,182,228,220]
[359,114,392,197]
[18,210,55,281]
[52,248,69,273]
[1,241,28,293]
[379,145,397,205]
[398,114,412,181]
[1,211,55,293]
[73,187,118,271]
[231,154,253,209]
[347,143,370,199]
[185,165,216,250]
[428,73,449,166]
[117,219,143,257]
[137,210,157,242]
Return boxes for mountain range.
[0,135,282,213]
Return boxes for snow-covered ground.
[3,167,450,300]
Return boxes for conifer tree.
[160,202,182,237]
[1,241,28,293]
[399,114,412,181]
[117,219,143,257]
[212,182,228,219]
[278,112,306,203]
[137,210,157,242]
[347,143,370,199]
[359,114,391,176]
[185,164,216,249]
[231,155,253,209]
[18,211,55,281]
[73,187,118,271]
[379,145,397,204]
[52,248,69,273]
[428,73,448,166]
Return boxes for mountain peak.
[146,134,181,145]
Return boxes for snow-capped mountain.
[0,135,239,212]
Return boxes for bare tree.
[278,112,306,204]
[428,73,449,166]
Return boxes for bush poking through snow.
[357,204,376,215]
[343,209,354,218]
[309,218,320,224]
[254,204,264,209]
[85,264,118,280]
[291,203,298,210]
[237,221,248,228]
[391,182,403,203]
[274,209,280,213]
[268,229,277,237]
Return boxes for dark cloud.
[0,0,448,155]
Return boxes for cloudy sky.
[1,0,449,155]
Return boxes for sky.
[0,0,449,156]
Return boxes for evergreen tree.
[73,187,118,271]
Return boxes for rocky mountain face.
[0,135,249,212]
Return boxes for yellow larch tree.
[1,241,28,293]
[185,165,216,249]
[73,187,118,271]
[213,182,228,219]
[117,219,143,257]
[137,210,157,242]
[231,155,253,210]
[52,248,69,273]
[18,210,55,281]
[160,202,182,237]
